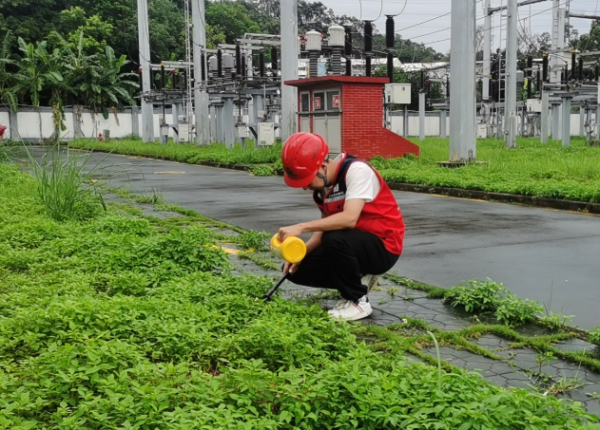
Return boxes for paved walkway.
[63,149,600,330]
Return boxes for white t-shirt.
[345,162,381,203]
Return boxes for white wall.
[390,111,598,138]
[1,107,596,142]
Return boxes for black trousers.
[287,229,400,302]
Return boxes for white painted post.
[449,0,476,161]
[281,0,299,142]
[505,0,517,149]
[192,0,210,145]
[137,0,154,143]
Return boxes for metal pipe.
[387,52,394,83]
[578,57,584,81]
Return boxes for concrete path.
[38,148,600,330]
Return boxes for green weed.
[26,147,107,222]
[444,279,544,326]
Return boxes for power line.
[373,0,385,21]
[392,0,409,17]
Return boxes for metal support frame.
[419,92,426,141]
[551,102,561,139]
[561,93,576,146]
[281,0,299,142]
[449,0,476,161]
[192,0,210,145]
[223,97,235,148]
[541,91,549,143]
[440,110,447,139]
[137,0,154,143]
[505,0,518,148]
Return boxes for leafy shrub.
[443,279,505,313]
[239,229,271,251]
[444,279,543,325]
[251,164,276,176]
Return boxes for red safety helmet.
[282,133,329,188]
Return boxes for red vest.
[313,154,405,256]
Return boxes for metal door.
[313,114,327,142]
[300,116,311,133]
[326,114,342,154]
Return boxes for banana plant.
[15,37,67,141]
[0,32,19,113]
[78,45,138,119]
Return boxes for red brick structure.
[284,76,419,160]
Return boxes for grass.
[69,138,282,166]
[372,137,600,204]
[69,136,600,203]
[2,159,599,428]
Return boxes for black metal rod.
[386,15,395,49]
[366,55,371,77]
[420,70,425,90]
[387,52,394,83]
[235,44,242,76]
[201,53,206,82]
[271,46,278,72]
[183,68,187,90]
[536,70,540,95]
[542,54,548,82]
[217,49,223,78]
[346,57,352,76]
[259,51,265,77]
[345,25,352,56]
[263,273,289,301]
[571,51,577,80]
[527,55,533,77]
[364,21,372,52]
[160,65,166,89]
[579,57,584,81]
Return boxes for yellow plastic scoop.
[270,235,307,264]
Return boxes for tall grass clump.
[27,147,106,222]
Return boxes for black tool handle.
[263,273,289,301]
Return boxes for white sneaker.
[361,274,379,293]
[328,295,373,321]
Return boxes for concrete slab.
[26,148,600,329]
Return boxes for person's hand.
[283,261,301,275]
[277,224,304,242]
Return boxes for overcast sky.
[309,0,598,54]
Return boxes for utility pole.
[192,0,210,145]
[281,0,299,142]
[449,0,476,161]
[483,0,492,102]
[505,0,518,149]
[137,0,154,143]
